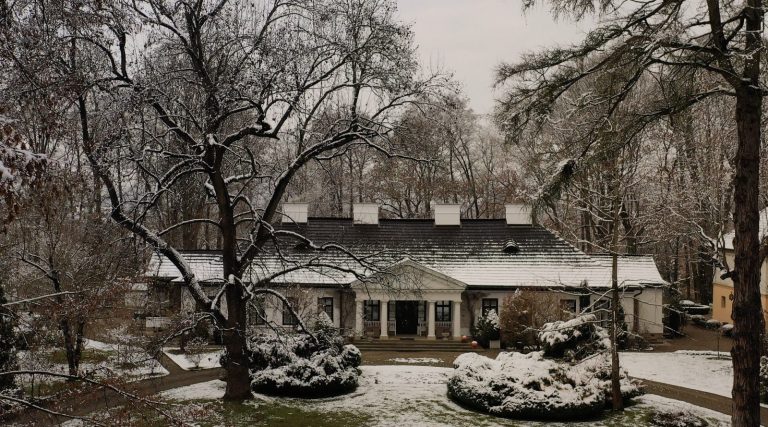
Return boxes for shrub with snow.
[650,410,709,427]
[538,314,610,361]
[248,317,361,398]
[473,310,500,348]
[447,351,642,420]
[704,319,722,329]
[184,337,208,369]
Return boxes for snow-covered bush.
[248,322,361,398]
[538,314,610,361]
[499,291,569,351]
[473,310,500,348]
[760,356,768,403]
[649,410,709,427]
[185,337,208,369]
[447,351,642,420]
[704,319,722,329]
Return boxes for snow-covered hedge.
[447,351,642,420]
[248,315,361,398]
[538,314,610,361]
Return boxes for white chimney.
[353,203,379,225]
[434,204,461,226]
[506,203,531,225]
[282,203,308,224]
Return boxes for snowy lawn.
[156,365,730,426]
[621,350,732,397]
[17,339,168,397]
[163,348,222,370]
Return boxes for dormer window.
[502,240,519,253]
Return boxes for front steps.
[351,338,482,352]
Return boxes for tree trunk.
[60,318,78,377]
[609,197,623,411]
[223,276,251,400]
[213,159,252,401]
[730,85,763,427]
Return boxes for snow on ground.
[621,350,732,397]
[160,365,730,426]
[17,340,168,390]
[160,379,227,400]
[386,357,443,364]
[163,348,222,370]
[633,394,730,425]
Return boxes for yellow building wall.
[712,281,768,327]
[712,282,734,324]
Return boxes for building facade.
[140,203,668,339]
[712,207,768,326]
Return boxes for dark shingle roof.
[148,218,666,289]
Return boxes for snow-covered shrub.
[248,327,361,398]
[447,351,642,420]
[650,411,709,427]
[185,337,208,369]
[720,323,734,337]
[704,319,722,329]
[500,291,569,351]
[760,356,768,403]
[538,314,610,361]
[473,310,500,348]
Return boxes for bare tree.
[497,1,766,422]
[1,0,443,401]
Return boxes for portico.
[351,259,466,340]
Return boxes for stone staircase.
[351,338,483,352]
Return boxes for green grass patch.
[45,349,112,365]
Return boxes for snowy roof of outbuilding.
[145,218,668,289]
[589,254,668,287]
[722,207,768,250]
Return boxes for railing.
[435,321,452,329]
[387,320,396,332]
[364,320,381,329]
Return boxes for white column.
[355,299,364,338]
[427,300,436,339]
[452,300,461,340]
[379,299,389,339]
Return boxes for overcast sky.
[396,1,594,115]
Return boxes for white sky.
[396,1,594,115]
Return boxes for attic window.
[502,240,520,253]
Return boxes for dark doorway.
[396,301,419,335]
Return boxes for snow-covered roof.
[146,219,668,289]
[722,207,768,250]
[590,255,668,287]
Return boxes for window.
[560,299,577,313]
[594,299,611,328]
[721,296,727,308]
[481,298,498,316]
[318,297,334,321]
[282,298,298,326]
[435,301,452,322]
[579,294,591,313]
[364,300,380,321]
[249,297,266,325]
